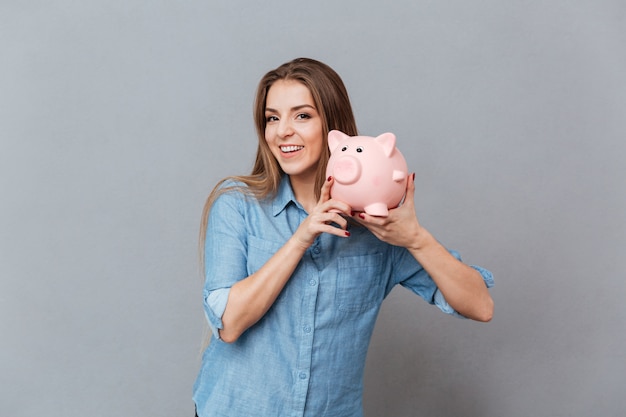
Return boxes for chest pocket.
[336,253,384,313]
[247,235,283,275]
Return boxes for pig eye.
[356,147,363,153]
[341,146,348,151]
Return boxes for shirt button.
[309,279,317,286]
[303,325,311,333]
[313,246,321,254]
[299,372,307,380]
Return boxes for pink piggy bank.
[326,130,408,216]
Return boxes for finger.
[330,213,349,230]
[356,211,386,226]
[327,200,352,216]
[320,223,352,238]
[320,177,353,213]
[309,211,350,235]
[402,173,416,208]
[319,175,333,203]
[318,211,350,230]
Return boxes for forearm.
[407,228,494,322]
[219,236,308,343]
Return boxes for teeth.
[281,145,304,153]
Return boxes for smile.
[280,145,304,153]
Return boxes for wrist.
[289,234,313,251]
[407,226,435,252]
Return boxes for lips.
[280,145,304,153]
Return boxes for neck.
[288,175,317,213]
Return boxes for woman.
[193,57,494,417]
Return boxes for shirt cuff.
[433,255,495,318]
[433,289,465,318]
[203,287,231,340]
[471,264,495,288]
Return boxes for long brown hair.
[199,58,358,272]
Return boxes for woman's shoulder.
[208,175,280,217]
[214,179,243,193]
[211,178,250,204]
[211,176,272,210]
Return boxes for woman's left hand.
[353,173,424,249]
[355,173,494,322]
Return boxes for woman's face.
[264,79,324,183]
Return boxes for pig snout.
[332,155,361,185]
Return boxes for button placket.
[293,264,319,414]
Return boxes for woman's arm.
[218,236,307,343]
[353,174,494,322]
[219,177,351,343]
[404,229,494,322]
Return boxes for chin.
[282,166,318,181]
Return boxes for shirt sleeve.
[204,287,230,339]
[202,186,250,339]
[391,247,494,318]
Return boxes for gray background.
[1,1,625,416]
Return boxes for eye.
[341,146,348,152]
[296,113,311,120]
[356,147,363,153]
[266,115,278,123]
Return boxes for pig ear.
[327,130,350,153]
[375,132,397,157]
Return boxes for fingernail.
[412,172,416,181]
[345,231,351,237]
[327,176,333,181]
[358,213,365,219]
[350,211,356,216]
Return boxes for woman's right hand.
[219,176,352,343]
[292,176,352,249]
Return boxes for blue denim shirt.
[193,177,494,417]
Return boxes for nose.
[332,155,361,185]
[277,119,294,138]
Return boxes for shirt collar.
[272,175,301,217]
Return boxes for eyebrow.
[265,104,317,113]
